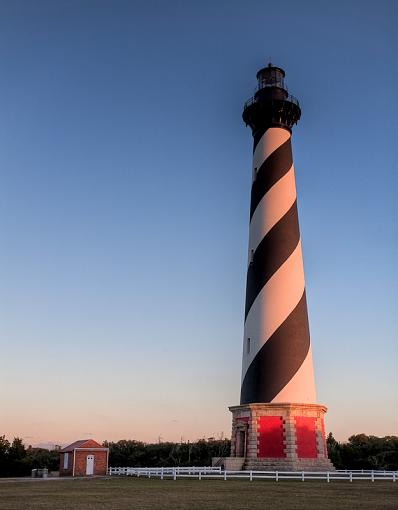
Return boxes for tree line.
[103,438,231,468]
[0,433,397,477]
[326,433,398,471]
[0,436,59,477]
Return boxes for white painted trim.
[75,447,109,451]
[72,449,76,477]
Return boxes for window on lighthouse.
[247,338,251,354]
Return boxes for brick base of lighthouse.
[228,403,334,471]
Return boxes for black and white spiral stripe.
[240,127,316,405]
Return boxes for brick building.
[59,439,109,476]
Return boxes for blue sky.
[0,0,396,445]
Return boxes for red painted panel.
[295,416,317,458]
[258,416,285,458]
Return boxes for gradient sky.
[0,0,397,447]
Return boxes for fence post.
[199,471,202,481]
[250,470,253,482]
[276,471,279,482]
[327,472,330,483]
[393,472,396,482]
[371,471,374,482]
[161,467,164,480]
[224,470,227,481]
[173,468,176,481]
[302,471,305,482]
[350,472,353,483]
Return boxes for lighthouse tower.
[228,64,333,471]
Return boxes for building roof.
[60,439,103,452]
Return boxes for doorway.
[236,430,246,457]
[86,455,94,475]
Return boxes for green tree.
[327,433,398,471]
[7,438,29,476]
[104,438,231,468]
[8,438,25,461]
[326,432,342,468]
[0,436,11,477]
[25,448,59,471]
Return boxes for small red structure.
[59,439,109,477]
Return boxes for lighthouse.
[227,64,333,471]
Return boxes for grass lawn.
[0,477,397,510]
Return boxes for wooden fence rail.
[108,466,397,482]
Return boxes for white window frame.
[63,452,69,469]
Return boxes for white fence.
[109,467,221,478]
[108,466,397,482]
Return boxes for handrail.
[243,93,300,111]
